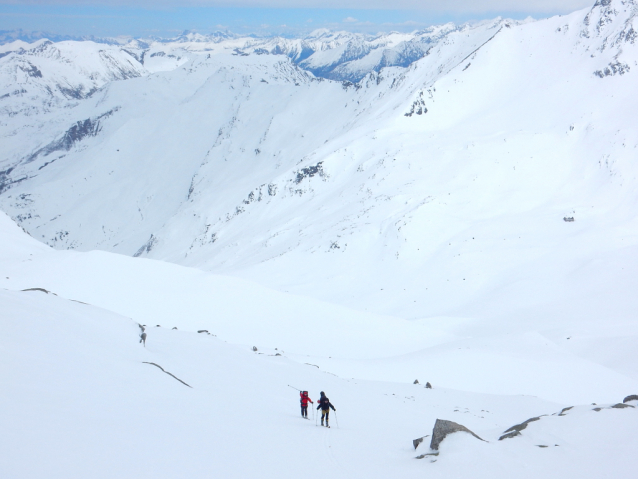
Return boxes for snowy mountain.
[239,23,491,82]
[1,0,637,320]
[0,39,146,115]
[2,1,638,476]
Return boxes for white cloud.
[343,16,358,23]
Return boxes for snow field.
[2,282,637,479]
[1,1,638,476]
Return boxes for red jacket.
[300,392,313,407]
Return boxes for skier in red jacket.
[300,391,313,418]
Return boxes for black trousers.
[301,405,308,417]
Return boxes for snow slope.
[2,211,638,478]
[1,0,637,328]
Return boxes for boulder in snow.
[429,419,485,451]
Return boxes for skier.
[300,391,313,418]
[316,391,336,427]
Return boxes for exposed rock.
[611,403,634,409]
[429,419,485,451]
[21,287,54,294]
[558,406,574,416]
[134,234,157,257]
[623,394,638,403]
[295,161,325,184]
[415,451,438,459]
[594,61,630,78]
[499,416,542,440]
[503,416,541,434]
[25,109,119,164]
[197,330,209,334]
[498,430,521,441]
[413,435,429,449]
[425,382,432,389]
[252,346,258,351]
[413,379,420,384]
[143,362,192,388]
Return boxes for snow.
[2,215,637,478]
[1,0,638,476]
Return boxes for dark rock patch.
[413,435,429,449]
[611,403,634,409]
[499,416,543,440]
[295,162,325,184]
[429,419,485,451]
[623,395,638,403]
[415,451,438,459]
[558,406,574,416]
[21,287,53,294]
[502,416,541,434]
[25,108,119,164]
[134,234,157,257]
[498,430,521,441]
[143,362,192,388]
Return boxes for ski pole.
[287,385,301,391]
[335,411,340,429]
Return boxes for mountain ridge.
[1,0,637,321]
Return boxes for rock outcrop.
[429,419,485,451]
[499,416,542,440]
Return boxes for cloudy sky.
[0,1,595,38]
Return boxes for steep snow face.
[1,0,638,325]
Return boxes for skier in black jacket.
[316,391,336,427]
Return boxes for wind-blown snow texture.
[1,1,638,477]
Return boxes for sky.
[0,1,596,38]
